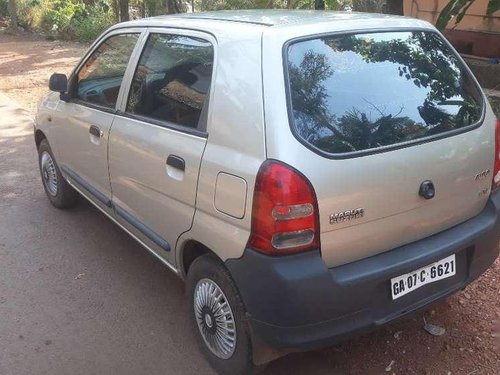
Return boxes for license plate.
[391,254,456,300]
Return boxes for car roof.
[155,9,405,26]
[108,9,435,41]
[117,9,429,29]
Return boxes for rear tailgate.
[263,27,495,267]
[313,130,494,267]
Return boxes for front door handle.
[166,155,185,171]
[89,125,103,138]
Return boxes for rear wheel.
[38,139,78,209]
[187,255,254,375]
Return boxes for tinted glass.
[127,33,214,129]
[76,34,139,108]
[287,31,483,155]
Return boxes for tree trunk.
[8,0,17,32]
[314,0,325,10]
[119,0,129,22]
[386,0,404,15]
[166,0,181,14]
[140,1,145,18]
[287,0,292,9]
[111,0,119,22]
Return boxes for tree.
[385,0,403,15]
[119,0,129,21]
[352,0,388,13]
[166,0,177,13]
[7,0,17,32]
[166,0,186,13]
[314,0,325,9]
[112,0,120,22]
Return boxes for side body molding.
[62,166,170,252]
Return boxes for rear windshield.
[286,31,483,155]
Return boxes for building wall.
[403,0,500,33]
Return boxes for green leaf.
[455,0,475,25]
[486,0,500,15]
[436,0,460,29]
[436,0,470,29]
[438,0,499,29]
[325,0,341,10]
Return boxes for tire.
[187,255,254,375]
[38,139,78,209]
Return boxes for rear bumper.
[225,190,500,353]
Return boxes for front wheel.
[187,255,254,375]
[38,139,78,209]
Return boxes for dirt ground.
[0,31,499,375]
[0,32,87,112]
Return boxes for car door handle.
[89,125,103,138]
[166,155,185,171]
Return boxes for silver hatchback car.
[35,10,500,374]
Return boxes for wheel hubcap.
[205,314,213,328]
[194,278,236,359]
[41,151,58,196]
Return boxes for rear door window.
[286,31,483,156]
[126,33,214,130]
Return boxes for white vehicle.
[35,10,500,374]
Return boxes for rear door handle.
[89,125,103,138]
[166,155,185,171]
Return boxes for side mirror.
[49,73,68,93]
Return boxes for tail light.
[248,160,320,255]
[493,119,500,191]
